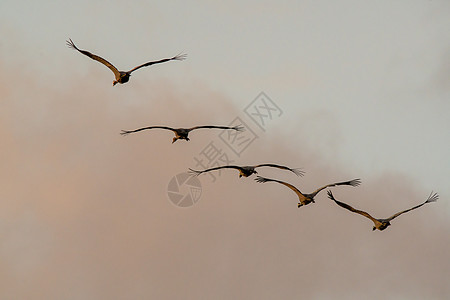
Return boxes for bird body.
[238,166,260,177]
[189,164,304,178]
[255,176,361,207]
[66,39,186,86]
[327,190,438,231]
[115,71,131,85]
[172,128,191,142]
[121,125,243,143]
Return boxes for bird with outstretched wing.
[255,176,361,207]
[189,164,304,178]
[327,190,438,231]
[121,125,244,143]
[67,38,186,86]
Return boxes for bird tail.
[426,191,439,203]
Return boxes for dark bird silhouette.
[327,190,438,231]
[255,176,361,207]
[120,125,244,143]
[66,39,186,86]
[189,164,304,178]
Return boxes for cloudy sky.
[1,0,449,299]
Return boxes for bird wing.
[127,53,187,73]
[255,176,304,198]
[188,165,243,176]
[120,126,175,136]
[309,179,361,198]
[327,190,380,224]
[253,164,305,176]
[187,125,244,132]
[66,39,120,79]
[386,191,438,221]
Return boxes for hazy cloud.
[1,61,449,299]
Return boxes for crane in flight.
[67,39,186,86]
[255,176,361,207]
[327,190,438,231]
[189,164,304,178]
[121,125,244,143]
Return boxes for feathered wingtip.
[291,168,305,177]
[426,191,439,203]
[326,190,336,201]
[120,130,131,136]
[347,179,362,187]
[232,125,245,132]
[188,168,202,176]
[172,53,187,61]
[66,38,77,50]
[255,176,270,183]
